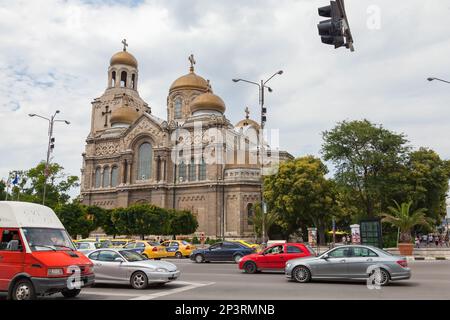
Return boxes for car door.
[207,243,223,261]
[312,247,351,278]
[165,241,179,256]
[347,247,379,279]
[222,243,241,261]
[91,250,126,283]
[0,229,25,291]
[259,245,285,269]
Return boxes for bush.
[192,236,200,244]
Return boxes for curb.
[406,256,447,261]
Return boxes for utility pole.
[29,111,70,205]
[232,70,283,244]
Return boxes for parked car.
[239,243,313,274]
[87,249,180,289]
[123,240,167,259]
[161,240,195,258]
[0,201,95,300]
[285,245,411,286]
[110,239,134,248]
[230,239,262,252]
[79,238,112,248]
[190,241,254,263]
[76,241,102,255]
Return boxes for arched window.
[111,71,116,87]
[94,167,101,188]
[120,71,127,87]
[198,158,206,181]
[131,74,136,89]
[189,158,196,181]
[111,166,119,187]
[247,203,254,226]
[137,143,152,180]
[178,161,186,182]
[174,97,182,119]
[102,167,110,188]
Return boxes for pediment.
[121,114,169,149]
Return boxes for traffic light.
[50,137,55,152]
[261,107,267,124]
[317,0,354,51]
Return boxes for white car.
[76,241,102,255]
[87,249,180,289]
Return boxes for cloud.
[1,0,450,197]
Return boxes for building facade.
[80,45,292,239]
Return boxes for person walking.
[415,236,420,248]
[428,234,434,247]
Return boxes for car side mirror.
[115,257,124,263]
[321,254,329,260]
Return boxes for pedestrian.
[422,234,427,246]
[415,236,420,248]
[445,234,450,248]
[428,234,434,247]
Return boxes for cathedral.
[80,42,293,239]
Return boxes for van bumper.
[31,274,95,295]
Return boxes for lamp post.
[427,77,450,84]
[29,111,70,205]
[232,70,283,244]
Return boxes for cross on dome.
[122,39,128,52]
[189,54,196,72]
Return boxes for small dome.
[110,106,140,125]
[235,119,261,130]
[191,92,226,114]
[170,72,208,91]
[110,50,138,68]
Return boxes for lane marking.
[130,281,215,300]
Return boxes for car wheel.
[175,251,183,259]
[244,261,257,274]
[371,268,390,286]
[234,254,243,263]
[12,279,36,300]
[131,271,149,290]
[195,254,204,263]
[292,266,311,283]
[61,289,81,298]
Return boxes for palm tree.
[249,203,278,242]
[382,201,431,243]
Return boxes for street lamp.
[427,77,450,84]
[29,110,70,205]
[232,70,284,245]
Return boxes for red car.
[238,243,314,274]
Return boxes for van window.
[22,228,75,251]
[0,230,23,251]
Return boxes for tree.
[264,156,339,244]
[86,206,119,238]
[4,162,79,209]
[55,202,95,239]
[322,119,409,218]
[382,201,431,243]
[112,204,166,240]
[248,203,278,242]
[168,209,199,239]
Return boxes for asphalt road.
[2,259,450,300]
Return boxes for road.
[2,259,449,300]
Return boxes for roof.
[0,201,64,229]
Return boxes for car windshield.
[120,250,147,262]
[22,228,76,251]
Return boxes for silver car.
[285,245,411,286]
[87,249,180,289]
[76,241,102,255]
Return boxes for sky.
[0,0,450,196]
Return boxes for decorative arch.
[137,142,152,181]
[120,71,127,87]
[94,167,101,188]
[174,96,183,119]
[111,166,119,187]
[102,166,110,187]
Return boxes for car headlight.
[286,263,291,269]
[48,268,64,276]
[156,268,168,273]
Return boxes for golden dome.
[170,71,208,91]
[191,92,226,114]
[236,119,261,130]
[110,50,138,68]
[110,106,140,125]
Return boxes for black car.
[190,241,254,263]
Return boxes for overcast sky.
[1,0,450,194]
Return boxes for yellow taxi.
[123,240,167,260]
[161,240,195,258]
[230,240,261,252]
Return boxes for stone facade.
[80,46,293,239]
